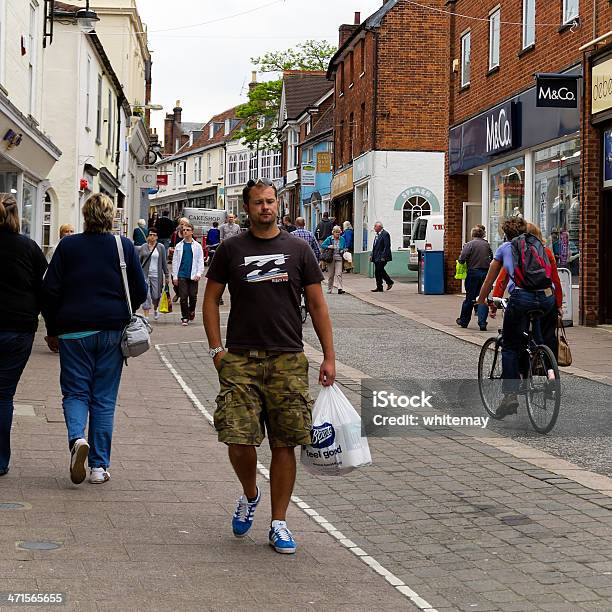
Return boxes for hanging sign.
[536,74,579,108]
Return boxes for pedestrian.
[291,217,320,261]
[206,221,221,264]
[59,224,75,239]
[203,176,335,555]
[456,225,492,331]
[155,211,175,250]
[132,219,148,246]
[0,194,48,477]
[371,221,394,292]
[172,222,204,326]
[138,227,169,321]
[148,211,159,229]
[220,213,241,241]
[314,211,333,242]
[342,221,354,251]
[42,193,147,485]
[321,226,346,294]
[281,215,296,233]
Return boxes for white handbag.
[114,235,152,362]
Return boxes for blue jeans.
[459,268,489,328]
[0,332,35,471]
[501,289,556,394]
[59,330,124,469]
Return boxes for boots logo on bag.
[310,422,335,448]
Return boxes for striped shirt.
[291,228,320,260]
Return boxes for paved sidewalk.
[340,274,612,384]
[2,324,410,612]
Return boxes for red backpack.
[510,233,552,291]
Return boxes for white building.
[0,0,62,250]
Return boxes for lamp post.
[75,0,99,34]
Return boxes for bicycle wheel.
[478,336,504,419]
[300,305,308,324]
[526,345,560,434]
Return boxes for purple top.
[494,242,515,293]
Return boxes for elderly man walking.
[220,213,241,241]
[291,217,320,261]
[371,222,394,292]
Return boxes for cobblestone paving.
[159,295,612,612]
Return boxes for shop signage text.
[536,75,578,108]
[592,58,612,115]
[486,104,513,154]
[156,174,168,186]
[331,166,353,199]
[302,164,316,187]
[316,152,331,174]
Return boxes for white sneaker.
[89,467,110,484]
[154,310,160,320]
[70,438,89,484]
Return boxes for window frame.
[238,152,248,184]
[177,161,187,187]
[402,196,432,249]
[488,7,501,71]
[193,156,202,184]
[563,0,579,24]
[107,89,113,155]
[228,154,238,185]
[522,0,535,49]
[96,75,103,143]
[461,30,471,87]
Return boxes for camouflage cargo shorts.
[214,350,314,448]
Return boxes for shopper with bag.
[138,227,169,321]
[42,194,147,485]
[172,222,204,326]
[204,177,335,555]
[0,193,48,477]
[321,226,346,294]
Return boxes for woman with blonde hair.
[59,224,75,239]
[321,225,347,294]
[42,194,146,485]
[0,194,48,476]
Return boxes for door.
[602,191,612,324]
[461,202,483,291]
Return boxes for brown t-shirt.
[206,230,324,351]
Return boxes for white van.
[408,214,445,271]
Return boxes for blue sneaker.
[268,520,297,554]
[231,487,260,537]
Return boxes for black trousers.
[178,278,198,320]
[374,261,393,289]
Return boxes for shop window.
[522,0,535,48]
[535,139,580,282]
[461,31,471,87]
[22,180,36,239]
[402,196,431,248]
[42,191,53,254]
[489,157,525,252]
[489,8,501,70]
[563,0,578,24]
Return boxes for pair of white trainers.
[70,438,109,485]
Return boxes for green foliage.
[235,40,337,150]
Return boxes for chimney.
[173,100,182,126]
[354,12,361,24]
[249,71,258,92]
[163,113,174,155]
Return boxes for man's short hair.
[471,226,485,239]
[212,221,219,227]
[183,222,194,231]
[322,212,329,219]
[148,227,158,235]
[242,178,277,205]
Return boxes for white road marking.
[155,343,439,612]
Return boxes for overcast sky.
[136,0,383,139]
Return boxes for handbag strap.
[114,235,134,316]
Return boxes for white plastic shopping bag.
[301,384,372,476]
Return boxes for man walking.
[291,217,320,261]
[172,222,204,326]
[281,215,296,233]
[314,211,333,243]
[371,221,394,292]
[220,213,241,242]
[203,177,335,554]
[155,212,175,250]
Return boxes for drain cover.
[0,502,28,510]
[17,541,62,551]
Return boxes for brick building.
[328,0,448,275]
[446,0,612,325]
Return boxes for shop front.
[330,165,353,232]
[449,68,582,287]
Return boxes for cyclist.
[476,217,557,418]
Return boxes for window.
[489,157,525,252]
[360,102,366,152]
[85,56,91,128]
[107,90,113,154]
[194,156,202,183]
[489,8,500,70]
[402,196,432,248]
[305,118,311,136]
[359,39,365,75]
[249,150,258,179]
[96,76,102,142]
[260,150,273,178]
[172,163,177,188]
[339,62,345,94]
[219,150,224,178]
[349,112,354,160]
[522,0,535,48]
[28,2,38,116]
[461,31,471,87]
[177,161,186,187]
[273,150,281,179]
[228,154,238,185]
[238,152,248,184]
[22,180,36,239]
[303,147,313,163]
[207,153,212,181]
[563,0,579,24]
[42,191,53,254]
[338,121,344,166]
[287,130,299,169]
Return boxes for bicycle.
[477,297,561,434]
[300,291,308,325]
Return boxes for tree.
[236,40,337,150]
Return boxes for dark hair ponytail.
[0,193,19,233]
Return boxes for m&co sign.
[592,58,612,115]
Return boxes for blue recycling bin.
[418,250,444,295]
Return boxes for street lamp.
[76,0,99,34]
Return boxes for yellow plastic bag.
[159,289,170,314]
[455,260,467,280]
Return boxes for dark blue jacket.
[42,233,147,337]
[372,229,392,263]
